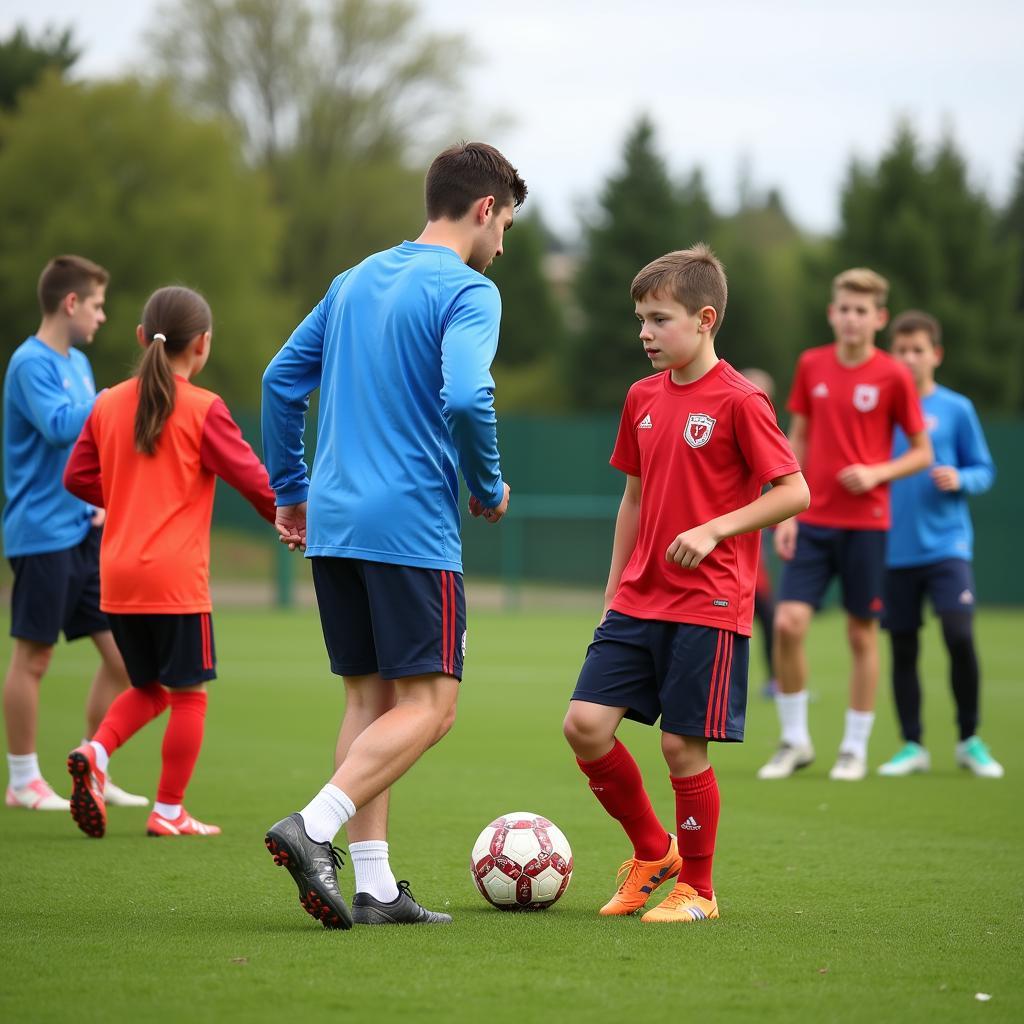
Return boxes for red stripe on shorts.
[712,632,734,739]
[705,630,725,738]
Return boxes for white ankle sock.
[350,840,400,902]
[154,801,182,820]
[7,752,41,790]
[299,784,356,844]
[88,741,110,773]
[775,691,811,747]
[840,710,875,759]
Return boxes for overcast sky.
[4,0,1022,237]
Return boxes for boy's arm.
[933,402,995,495]
[16,359,95,447]
[668,471,809,569]
[62,414,104,507]
[773,412,807,561]
[837,429,932,494]
[603,474,641,617]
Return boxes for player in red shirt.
[563,245,809,923]
[61,285,275,838]
[757,269,931,782]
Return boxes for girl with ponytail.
[62,285,276,838]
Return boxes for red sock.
[157,690,208,806]
[577,739,669,861]
[671,766,720,899]
[92,684,169,753]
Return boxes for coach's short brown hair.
[425,142,527,220]
[630,243,728,336]
[832,267,889,307]
[889,309,942,347]
[38,255,109,315]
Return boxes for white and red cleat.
[146,808,221,837]
[5,777,70,811]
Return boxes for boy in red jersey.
[61,286,275,838]
[757,269,931,782]
[564,245,809,923]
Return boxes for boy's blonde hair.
[630,243,728,337]
[832,267,889,307]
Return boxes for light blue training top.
[261,241,506,572]
[887,385,995,568]
[3,336,96,557]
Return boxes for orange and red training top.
[64,376,276,614]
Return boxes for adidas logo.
[638,413,653,429]
[812,382,829,398]
[959,589,975,605]
[680,816,701,831]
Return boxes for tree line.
[1,3,1022,416]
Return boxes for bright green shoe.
[956,736,1004,778]
[877,742,930,777]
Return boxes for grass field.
[0,603,1021,1023]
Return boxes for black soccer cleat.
[264,812,353,930]
[352,880,453,925]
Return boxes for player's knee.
[940,612,974,652]
[562,705,610,754]
[847,618,877,655]
[436,701,457,740]
[14,643,53,681]
[660,732,707,775]
[774,607,808,646]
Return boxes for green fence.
[220,413,1022,605]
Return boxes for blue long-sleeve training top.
[261,241,506,572]
[3,336,96,557]
[887,385,995,568]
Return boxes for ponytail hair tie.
[153,333,167,344]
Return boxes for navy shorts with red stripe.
[107,612,216,688]
[311,557,466,681]
[571,610,749,741]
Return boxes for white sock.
[840,710,875,760]
[299,784,356,844]
[88,741,110,773]
[7,752,41,790]
[350,840,400,902]
[154,801,182,820]
[775,691,811,747]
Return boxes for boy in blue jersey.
[3,256,145,811]
[262,142,526,928]
[879,311,1002,778]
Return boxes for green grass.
[0,606,1021,1023]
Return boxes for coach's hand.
[469,483,510,524]
[931,465,961,492]
[276,502,307,551]
[666,522,720,569]
[774,517,798,561]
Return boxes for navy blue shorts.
[311,558,466,681]
[108,612,217,688]
[777,523,886,619]
[883,559,976,633]
[571,611,750,741]
[8,527,108,645]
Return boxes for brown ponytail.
[135,286,212,455]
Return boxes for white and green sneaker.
[877,742,930,777]
[956,736,1004,778]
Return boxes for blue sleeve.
[261,277,343,505]
[954,399,995,495]
[12,356,94,447]
[439,279,505,507]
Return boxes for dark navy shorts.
[311,558,466,681]
[571,610,750,741]
[8,527,108,645]
[777,523,886,619]
[108,612,217,689]
[883,558,976,633]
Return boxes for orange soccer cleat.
[641,881,719,923]
[599,834,682,916]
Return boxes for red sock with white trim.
[577,739,669,861]
[671,766,720,899]
[157,690,207,807]
[92,684,169,753]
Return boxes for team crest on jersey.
[853,384,879,412]
[684,413,716,448]
[925,413,939,432]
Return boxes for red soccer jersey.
[788,344,924,529]
[609,360,800,636]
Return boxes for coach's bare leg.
[563,700,628,762]
[84,630,131,739]
[329,674,459,809]
[3,639,53,755]
[335,674,396,843]
[847,615,879,712]
[773,600,813,694]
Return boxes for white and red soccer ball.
[470,811,573,910]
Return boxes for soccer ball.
[470,811,573,910]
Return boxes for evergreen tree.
[0,25,78,111]
[1000,145,1024,311]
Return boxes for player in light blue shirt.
[3,256,143,811]
[879,311,1002,779]
[262,143,526,928]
